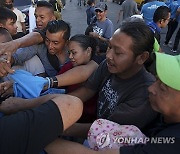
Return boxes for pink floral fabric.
[87,119,146,151]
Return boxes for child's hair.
[0,7,17,25]
[0,27,12,42]
[153,6,170,23]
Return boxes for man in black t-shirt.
[66,20,157,133]
[0,94,83,154]
[45,51,180,154]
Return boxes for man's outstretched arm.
[0,94,58,114]
[0,32,43,62]
[55,60,98,87]
[45,139,119,154]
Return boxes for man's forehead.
[46,31,65,41]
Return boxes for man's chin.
[107,65,116,74]
[37,26,44,30]
[48,51,56,55]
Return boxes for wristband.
[50,76,58,88]
[45,77,51,89]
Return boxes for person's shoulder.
[105,18,113,24]
[92,54,106,65]
[131,67,155,86]
[33,28,46,40]
[157,123,180,138]
[141,67,155,83]
[90,6,95,12]
[13,8,22,13]
[97,59,108,70]
[156,1,166,6]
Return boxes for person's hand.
[0,59,14,77]
[0,41,19,63]
[0,81,13,97]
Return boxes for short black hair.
[0,6,17,24]
[0,27,12,42]
[153,6,170,23]
[46,20,71,41]
[36,0,54,12]
[120,20,154,57]
[87,0,95,6]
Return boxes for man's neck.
[117,65,142,79]
[56,50,68,65]
[164,113,180,124]
[98,17,106,22]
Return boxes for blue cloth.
[166,0,173,5]
[10,70,48,99]
[148,21,161,34]
[141,0,167,24]
[168,1,179,19]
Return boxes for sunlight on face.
[68,41,91,67]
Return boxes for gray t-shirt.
[120,0,139,20]
[93,18,114,39]
[85,60,157,129]
[13,44,69,77]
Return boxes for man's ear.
[51,14,56,20]
[136,51,149,65]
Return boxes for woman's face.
[68,41,91,67]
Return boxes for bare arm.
[45,139,119,154]
[0,32,43,62]
[51,95,83,131]
[0,94,59,114]
[63,123,92,138]
[69,86,96,102]
[56,60,98,87]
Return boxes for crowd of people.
[0,0,179,154]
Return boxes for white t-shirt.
[29,6,36,33]
[13,8,25,32]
